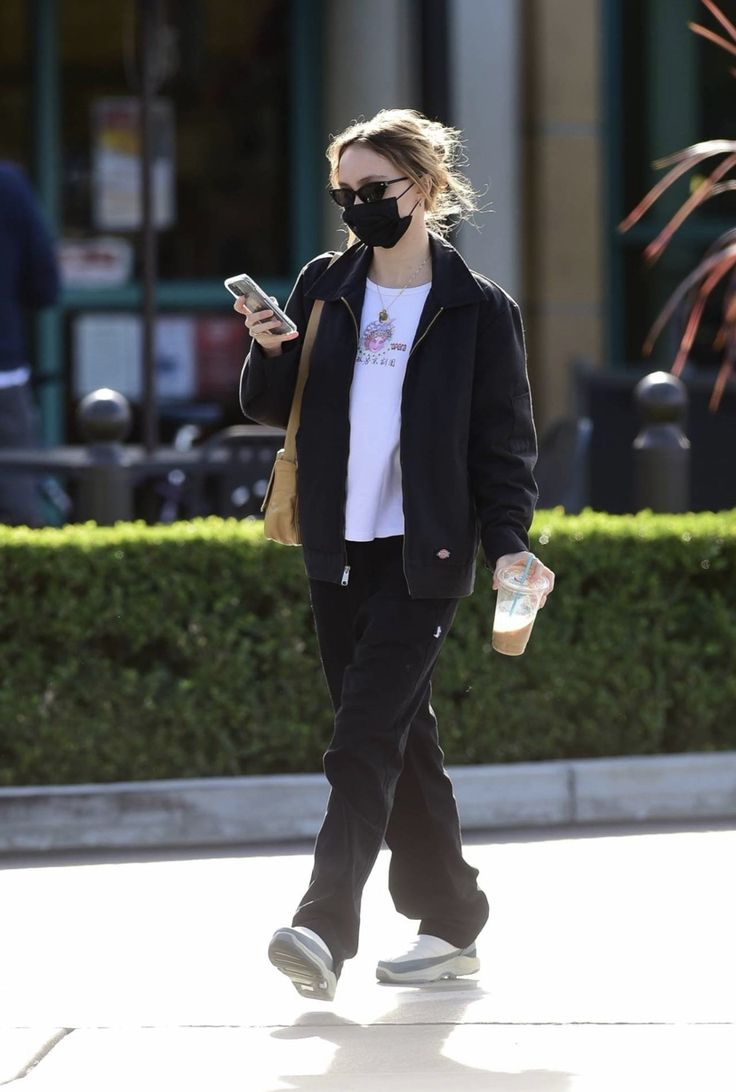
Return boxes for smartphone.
[224,273,297,337]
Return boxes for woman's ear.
[417,174,433,202]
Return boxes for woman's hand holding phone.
[233,296,300,359]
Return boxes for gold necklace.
[373,255,430,322]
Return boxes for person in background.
[0,161,60,526]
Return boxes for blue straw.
[508,553,535,617]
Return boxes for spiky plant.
[619,0,736,409]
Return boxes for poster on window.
[91,97,175,231]
[73,313,195,401]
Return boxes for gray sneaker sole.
[268,928,337,1002]
[376,946,480,985]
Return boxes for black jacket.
[240,231,538,599]
[0,162,60,370]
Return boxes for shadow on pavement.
[268,981,574,1091]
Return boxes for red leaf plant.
[619,0,736,410]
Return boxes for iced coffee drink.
[491,612,535,656]
[492,561,550,656]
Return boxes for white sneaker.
[376,933,480,984]
[268,926,339,1001]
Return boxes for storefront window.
[0,1,29,167]
[6,0,319,445]
[44,0,313,444]
[59,0,290,281]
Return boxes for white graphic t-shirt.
[344,277,431,541]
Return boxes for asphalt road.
[1,819,734,1090]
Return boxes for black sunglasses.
[328,176,409,209]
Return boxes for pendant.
[379,309,388,322]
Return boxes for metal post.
[75,389,133,524]
[633,371,690,512]
[139,0,160,453]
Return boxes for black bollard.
[633,371,690,512]
[75,389,134,524]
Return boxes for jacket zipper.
[340,296,360,587]
[399,307,445,596]
[408,308,444,362]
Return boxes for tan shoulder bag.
[260,256,338,545]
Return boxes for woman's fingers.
[533,559,555,608]
[232,298,299,347]
[246,308,279,333]
[493,553,556,607]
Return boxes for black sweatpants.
[292,534,490,968]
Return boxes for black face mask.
[341,183,420,249]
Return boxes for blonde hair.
[326,108,479,238]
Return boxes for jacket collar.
[304,230,485,309]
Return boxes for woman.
[237,109,555,1002]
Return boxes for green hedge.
[1,510,734,787]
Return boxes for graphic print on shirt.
[363,318,392,352]
[357,316,394,366]
[357,315,408,369]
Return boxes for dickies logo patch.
[436,549,451,560]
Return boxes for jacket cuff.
[249,334,299,379]
[481,526,531,572]
[240,335,300,419]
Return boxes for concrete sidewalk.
[1,819,734,1090]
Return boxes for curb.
[0,751,735,854]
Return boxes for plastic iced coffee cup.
[492,561,550,656]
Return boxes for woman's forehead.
[338,143,396,185]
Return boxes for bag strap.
[282,253,340,462]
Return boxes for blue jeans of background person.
[0,380,43,527]
[293,534,490,968]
